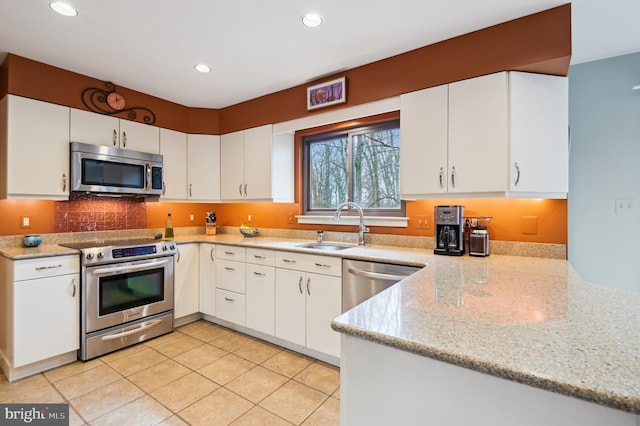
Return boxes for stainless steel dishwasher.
[342,259,421,312]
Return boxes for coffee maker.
[434,205,464,256]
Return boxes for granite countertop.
[332,254,640,414]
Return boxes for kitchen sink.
[296,242,355,251]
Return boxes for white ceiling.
[1,0,639,108]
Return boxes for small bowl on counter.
[23,234,43,247]
[239,226,258,238]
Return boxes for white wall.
[568,52,640,292]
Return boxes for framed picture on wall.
[307,77,346,110]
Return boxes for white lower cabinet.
[245,248,276,336]
[199,243,216,316]
[215,246,246,326]
[216,289,246,326]
[174,243,199,319]
[275,251,342,358]
[0,255,79,374]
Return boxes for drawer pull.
[254,255,266,260]
[314,262,332,268]
[282,259,296,263]
[225,266,235,271]
[35,264,63,271]
[224,297,235,302]
[253,271,266,276]
[225,251,235,256]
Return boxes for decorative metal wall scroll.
[81,81,156,125]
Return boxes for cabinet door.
[448,72,509,193]
[13,273,79,367]
[509,72,569,194]
[305,273,342,358]
[187,134,220,201]
[246,264,275,335]
[119,119,160,154]
[70,108,119,148]
[400,85,449,197]
[243,124,273,200]
[159,128,188,200]
[199,243,216,316]
[5,96,70,199]
[220,130,245,200]
[275,268,306,347]
[174,244,199,319]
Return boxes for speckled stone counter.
[332,254,640,414]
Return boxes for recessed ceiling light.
[194,64,211,73]
[302,13,323,28]
[49,2,78,17]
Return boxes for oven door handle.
[91,259,171,275]
[100,319,163,341]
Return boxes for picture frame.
[307,77,346,110]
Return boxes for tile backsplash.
[54,194,146,233]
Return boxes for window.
[303,120,404,216]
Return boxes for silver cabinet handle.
[189,183,192,197]
[35,264,62,271]
[253,271,266,276]
[298,276,303,294]
[162,181,166,196]
[62,173,67,192]
[112,129,117,146]
[254,255,266,260]
[514,162,521,187]
[282,259,296,264]
[306,277,311,296]
[176,248,181,263]
[439,167,444,189]
[244,183,248,197]
[224,297,235,302]
[122,131,127,147]
[451,166,456,188]
[225,251,235,256]
[239,183,243,197]
[224,266,235,271]
[71,278,77,298]
[314,262,331,268]
[210,247,215,261]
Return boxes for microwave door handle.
[146,163,151,191]
[91,258,171,275]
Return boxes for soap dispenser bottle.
[165,211,174,239]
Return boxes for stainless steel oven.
[61,238,177,360]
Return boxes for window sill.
[296,215,408,228]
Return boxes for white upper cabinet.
[70,108,159,154]
[187,134,221,201]
[1,95,70,200]
[400,71,568,199]
[220,124,293,202]
[159,128,188,200]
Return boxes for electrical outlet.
[20,216,31,229]
[416,215,430,229]
[615,198,638,215]
[189,214,194,222]
[288,211,296,224]
[248,214,252,222]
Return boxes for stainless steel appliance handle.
[122,131,127,147]
[92,258,171,275]
[306,277,311,296]
[146,164,151,191]
[347,267,412,281]
[100,319,162,341]
[72,278,77,298]
[35,264,62,270]
[514,162,521,187]
[112,129,117,146]
[298,276,303,294]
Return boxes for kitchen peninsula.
[332,254,640,425]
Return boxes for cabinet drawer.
[216,259,246,293]
[275,251,342,277]
[216,289,245,326]
[14,255,79,281]
[246,248,275,266]
[216,245,246,262]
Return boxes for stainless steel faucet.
[334,202,369,245]
[317,230,324,244]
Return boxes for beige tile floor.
[0,321,340,425]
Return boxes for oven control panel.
[81,242,177,265]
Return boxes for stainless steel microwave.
[70,142,163,196]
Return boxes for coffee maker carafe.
[434,205,464,256]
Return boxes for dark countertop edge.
[331,320,640,415]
